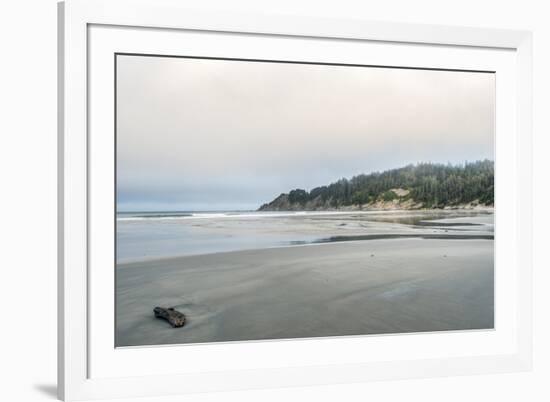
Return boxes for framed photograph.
[58,0,533,400]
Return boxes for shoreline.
[258,205,494,213]
[117,232,494,266]
[117,207,494,220]
[116,209,494,264]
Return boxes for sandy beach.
[116,214,494,346]
[114,55,496,348]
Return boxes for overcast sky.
[116,55,495,212]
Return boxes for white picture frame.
[58,0,533,400]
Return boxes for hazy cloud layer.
[116,55,495,211]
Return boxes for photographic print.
[115,55,494,347]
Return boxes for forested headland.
[258,160,494,211]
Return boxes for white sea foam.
[116,209,415,222]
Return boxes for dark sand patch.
[116,238,494,347]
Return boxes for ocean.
[116,210,494,263]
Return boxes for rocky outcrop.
[259,194,336,211]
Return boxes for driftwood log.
[153,307,186,328]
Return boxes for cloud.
[116,55,495,211]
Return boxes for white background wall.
[0,0,548,401]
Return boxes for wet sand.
[116,237,494,347]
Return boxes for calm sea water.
[116,211,324,263]
[116,210,494,264]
